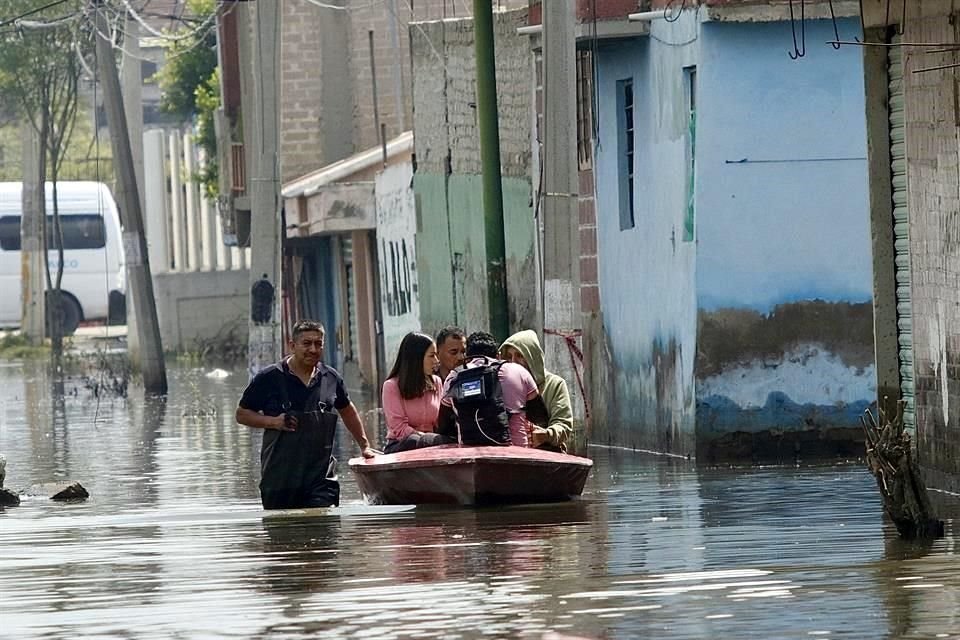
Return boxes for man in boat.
[500,330,573,452]
[437,331,547,447]
[236,320,376,509]
[434,325,467,381]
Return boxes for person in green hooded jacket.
[499,330,573,452]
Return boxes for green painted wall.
[413,172,455,337]
[414,172,537,339]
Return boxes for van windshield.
[0,215,107,251]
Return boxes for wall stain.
[327,200,366,220]
[697,300,874,378]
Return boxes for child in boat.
[500,330,573,452]
[382,332,453,454]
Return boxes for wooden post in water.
[861,399,944,539]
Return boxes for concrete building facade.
[579,3,876,461]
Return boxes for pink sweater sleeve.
[382,378,416,441]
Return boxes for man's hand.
[361,446,377,459]
[531,426,551,448]
[275,413,297,431]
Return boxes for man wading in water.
[236,320,376,509]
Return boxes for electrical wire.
[0,0,73,28]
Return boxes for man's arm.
[235,407,293,431]
[338,403,376,458]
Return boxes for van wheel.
[46,292,83,336]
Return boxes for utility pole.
[246,0,283,376]
[541,0,582,425]
[121,13,145,361]
[20,122,45,344]
[473,0,508,340]
[93,1,167,393]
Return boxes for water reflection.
[0,360,959,638]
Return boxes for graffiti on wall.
[376,163,421,362]
[382,237,413,317]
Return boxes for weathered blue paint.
[297,237,343,371]
[592,16,875,460]
[693,19,875,456]
[696,18,872,314]
[593,23,699,456]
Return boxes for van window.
[0,215,107,251]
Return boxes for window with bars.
[616,78,635,230]
[576,49,594,169]
[684,66,696,242]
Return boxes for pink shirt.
[382,375,443,442]
[442,358,537,447]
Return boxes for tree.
[154,0,220,198]
[0,0,92,353]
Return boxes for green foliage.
[154,0,221,198]
[195,67,220,200]
[0,0,89,168]
[0,332,49,359]
[0,108,113,182]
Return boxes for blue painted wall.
[693,19,875,458]
[696,19,871,312]
[593,23,699,456]
[592,16,875,460]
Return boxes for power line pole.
[20,122,45,344]
[541,0,582,433]
[121,12,145,362]
[93,1,167,394]
[472,0,508,340]
[246,0,283,376]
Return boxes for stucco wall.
[153,270,249,354]
[592,18,699,456]
[376,163,421,364]
[591,16,875,460]
[694,19,874,461]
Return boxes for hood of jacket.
[501,330,546,388]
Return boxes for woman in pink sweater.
[382,332,453,454]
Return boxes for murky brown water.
[2,360,959,639]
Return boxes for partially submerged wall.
[694,19,874,462]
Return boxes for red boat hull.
[348,445,593,506]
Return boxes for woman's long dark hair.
[387,332,435,399]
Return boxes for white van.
[0,181,126,334]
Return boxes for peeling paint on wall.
[376,163,421,365]
[591,17,872,461]
[696,302,875,378]
[695,303,875,460]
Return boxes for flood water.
[1,360,959,639]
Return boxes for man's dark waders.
[260,383,340,509]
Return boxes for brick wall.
[532,50,601,314]
[412,10,532,178]
[884,0,960,491]
[279,0,526,181]
[345,0,528,156]
[280,0,330,182]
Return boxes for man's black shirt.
[239,359,350,416]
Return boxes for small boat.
[348,445,593,506]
